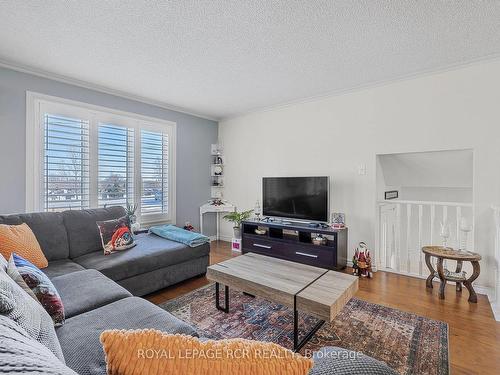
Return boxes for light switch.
[358,164,367,175]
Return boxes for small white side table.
[200,202,236,241]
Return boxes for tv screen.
[262,177,329,222]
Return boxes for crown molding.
[0,58,219,122]
[220,53,500,122]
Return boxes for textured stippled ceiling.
[0,1,499,119]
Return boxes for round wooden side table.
[422,246,481,303]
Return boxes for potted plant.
[223,209,253,239]
[126,202,140,233]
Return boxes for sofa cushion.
[117,255,209,296]
[0,212,69,261]
[0,265,64,362]
[51,269,132,319]
[73,233,210,281]
[56,296,198,375]
[43,259,86,279]
[0,315,76,375]
[309,347,398,375]
[63,206,126,259]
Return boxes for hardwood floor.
[146,241,500,374]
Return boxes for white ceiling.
[1,1,500,120]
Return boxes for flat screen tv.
[262,176,329,222]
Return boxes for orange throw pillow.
[0,223,48,269]
[100,330,313,375]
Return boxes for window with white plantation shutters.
[43,114,90,211]
[98,124,134,208]
[141,129,169,217]
[27,93,176,224]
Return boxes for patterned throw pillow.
[12,253,65,326]
[96,216,136,255]
[6,255,38,301]
[0,223,48,268]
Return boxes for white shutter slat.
[44,114,90,212]
[140,129,168,219]
[97,124,134,208]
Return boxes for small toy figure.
[353,242,372,278]
[352,249,359,276]
[183,221,195,232]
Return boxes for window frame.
[26,91,177,225]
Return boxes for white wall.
[219,59,500,290]
[377,149,474,203]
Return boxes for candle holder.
[459,217,472,252]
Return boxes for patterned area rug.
[160,283,448,375]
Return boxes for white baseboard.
[473,286,500,321]
[209,235,233,242]
[491,303,500,321]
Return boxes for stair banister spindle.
[396,204,402,272]
[406,204,412,273]
[456,206,462,250]
[418,204,423,276]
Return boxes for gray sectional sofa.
[0,206,210,295]
[0,207,396,375]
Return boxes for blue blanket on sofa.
[149,225,210,247]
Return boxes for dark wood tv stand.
[241,220,348,270]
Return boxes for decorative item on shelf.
[352,242,372,278]
[254,228,266,235]
[183,221,195,232]
[210,143,222,156]
[213,154,224,165]
[210,198,224,206]
[211,164,224,176]
[459,217,472,251]
[439,221,451,248]
[223,209,254,239]
[254,200,261,221]
[125,202,140,234]
[312,234,327,246]
[331,212,345,229]
[211,177,224,187]
[439,220,451,270]
[231,238,241,251]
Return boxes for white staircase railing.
[377,200,474,278]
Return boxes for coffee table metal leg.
[215,282,229,313]
[293,301,325,352]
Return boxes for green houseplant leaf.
[223,209,254,227]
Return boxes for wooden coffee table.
[206,253,358,351]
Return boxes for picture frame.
[384,190,399,200]
[331,212,345,225]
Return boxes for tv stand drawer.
[244,238,288,256]
[289,246,334,269]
